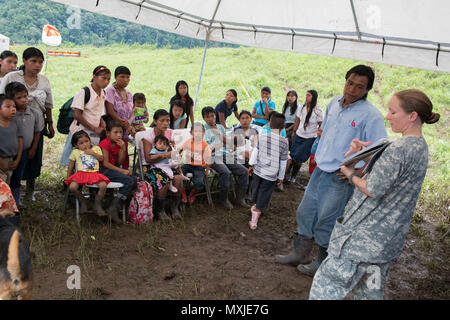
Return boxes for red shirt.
[99,137,120,167]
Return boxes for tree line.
[0,0,234,48]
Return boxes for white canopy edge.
[48,0,450,72]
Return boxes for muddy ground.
[21,167,450,300]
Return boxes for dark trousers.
[99,167,137,198]
[10,149,28,206]
[181,164,206,190]
[251,174,277,211]
[210,155,248,191]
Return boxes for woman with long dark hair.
[0,47,55,198]
[169,80,194,128]
[282,90,299,147]
[287,90,323,183]
[104,66,134,169]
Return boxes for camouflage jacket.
[328,136,428,263]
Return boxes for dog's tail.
[6,230,33,299]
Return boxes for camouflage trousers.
[309,255,392,300]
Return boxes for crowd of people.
[0,47,441,300]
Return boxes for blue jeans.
[296,167,354,248]
[181,164,205,190]
[60,133,73,166]
[99,167,137,198]
[251,174,277,211]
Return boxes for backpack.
[128,180,154,224]
[57,86,90,134]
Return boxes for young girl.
[131,93,149,132]
[170,80,194,128]
[282,90,299,147]
[99,120,138,224]
[0,50,18,81]
[149,135,179,193]
[65,130,110,217]
[169,99,187,129]
[215,89,239,129]
[232,110,259,166]
[60,65,111,166]
[289,90,323,183]
[179,122,211,204]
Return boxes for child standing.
[248,112,289,230]
[0,95,23,185]
[179,122,211,203]
[99,120,138,224]
[252,86,276,127]
[170,80,194,127]
[65,130,110,217]
[169,99,187,129]
[150,135,179,193]
[5,82,41,208]
[131,93,149,132]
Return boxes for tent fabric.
[49,0,450,72]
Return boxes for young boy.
[131,93,149,132]
[251,86,276,127]
[178,122,211,204]
[0,94,23,186]
[5,82,41,208]
[248,112,289,230]
[202,106,249,209]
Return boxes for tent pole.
[192,0,222,122]
[193,37,209,121]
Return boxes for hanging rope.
[174,13,184,30]
[331,33,337,54]
[381,37,386,59]
[135,1,145,20]
[436,43,441,67]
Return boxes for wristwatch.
[348,172,358,186]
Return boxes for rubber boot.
[170,197,182,220]
[107,197,123,224]
[93,194,107,217]
[155,197,171,222]
[249,205,261,230]
[219,189,233,210]
[236,188,250,208]
[25,179,35,201]
[274,232,313,266]
[297,246,328,277]
[188,188,199,204]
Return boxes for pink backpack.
[128,180,154,224]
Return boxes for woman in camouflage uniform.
[309,89,440,300]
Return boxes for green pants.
[309,255,392,300]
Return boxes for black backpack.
[57,87,90,134]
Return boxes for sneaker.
[168,183,178,193]
[289,176,297,184]
[249,205,261,230]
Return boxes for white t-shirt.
[295,104,324,139]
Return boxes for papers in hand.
[341,138,392,174]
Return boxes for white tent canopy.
[49,0,450,72]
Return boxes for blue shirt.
[215,100,238,125]
[252,99,276,125]
[260,125,287,138]
[315,96,387,172]
[203,123,229,156]
[173,113,187,129]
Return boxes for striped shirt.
[249,132,289,181]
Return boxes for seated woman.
[141,109,183,221]
[215,89,239,129]
[309,89,440,300]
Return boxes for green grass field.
[11,43,450,221]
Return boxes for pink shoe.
[168,183,178,193]
[249,205,261,230]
